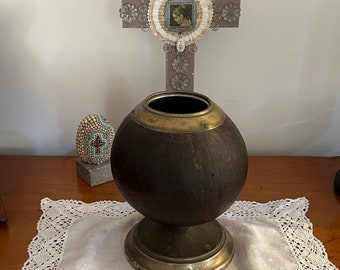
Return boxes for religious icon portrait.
[170,4,192,27]
[165,1,196,31]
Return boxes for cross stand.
[119,0,241,91]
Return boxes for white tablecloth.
[22,197,338,270]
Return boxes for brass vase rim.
[144,91,213,118]
[132,91,226,133]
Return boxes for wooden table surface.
[0,156,339,269]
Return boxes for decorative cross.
[90,134,106,156]
[119,0,241,91]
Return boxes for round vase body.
[111,91,248,226]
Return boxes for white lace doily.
[22,197,338,270]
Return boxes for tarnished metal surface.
[132,91,226,132]
[125,218,234,270]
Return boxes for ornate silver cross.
[119,0,241,91]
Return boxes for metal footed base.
[125,218,234,270]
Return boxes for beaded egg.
[76,114,115,165]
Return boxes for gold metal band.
[131,91,226,133]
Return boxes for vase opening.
[148,95,209,114]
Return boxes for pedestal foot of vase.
[125,218,234,270]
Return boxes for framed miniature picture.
[165,1,196,32]
[148,0,213,48]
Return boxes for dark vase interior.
[148,95,209,114]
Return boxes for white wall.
[0,0,339,156]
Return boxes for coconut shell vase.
[110,91,248,270]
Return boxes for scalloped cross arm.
[119,0,241,91]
